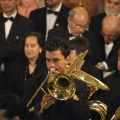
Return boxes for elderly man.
[29,0,70,41]
[48,7,99,65]
[95,15,120,78]
[89,0,120,33]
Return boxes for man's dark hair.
[0,94,28,120]
[69,36,92,60]
[45,37,70,58]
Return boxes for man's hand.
[41,94,55,110]
[95,62,105,70]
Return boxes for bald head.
[102,15,120,43]
[102,15,120,32]
[68,7,89,36]
[69,7,89,23]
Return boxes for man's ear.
[66,55,71,65]
[68,17,71,24]
[13,116,20,120]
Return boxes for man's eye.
[53,59,59,62]
[46,59,50,62]
[25,44,28,47]
[114,2,120,6]
[31,45,35,47]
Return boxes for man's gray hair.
[68,9,76,18]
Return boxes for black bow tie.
[3,17,14,22]
[47,10,59,15]
[105,42,110,45]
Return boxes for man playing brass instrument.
[23,37,90,120]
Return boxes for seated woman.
[7,32,47,97]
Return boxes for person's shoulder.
[17,13,33,23]
[30,7,46,14]
[91,12,106,20]
[49,26,65,32]
[61,4,71,11]
[83,30,96,38]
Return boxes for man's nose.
[49,61,55,68]
[109,2,114,9]
[5,0,9,4]
[79,27,85,34]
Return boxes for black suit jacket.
[23,71,90,120]
[106,95,120,120]
[29,4,70,40]
[99,71,120,106]
[0,13,34,58]
[7,58,47,97]
[89,12,106,33]
[95,33,120,71]
[48,26,101,65]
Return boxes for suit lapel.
[107,39,120,59]
[62,26,70,40]
[7,13,19,44]
[41,8,47,36]
[54,4,67,28]
[0,13,5,37]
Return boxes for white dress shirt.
[46,3,62,40]
[103,42,114,78]
[3,11,17,39]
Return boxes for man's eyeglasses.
[100,31,119,40]
[72,19,89,29]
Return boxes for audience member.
[48,7,100,66]
[99,48,120,106]
[69,37,103,100]
[95,15,120,78]
[0,0,34,94]
[29,0,70,40]
[89,0,120,33]
[0,94,28,120]
[18,0,39,18]
[7,32,46,97]
[23,37,90,120]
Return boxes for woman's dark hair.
[45,37,70,58]
[0,94,28,120]
[69,36,92,60]
[20,32,45,64]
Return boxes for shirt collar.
[3,10,17,18]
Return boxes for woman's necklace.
[25,66,28,81]
[24,65,35,80]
